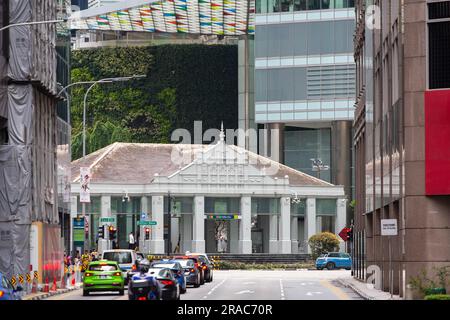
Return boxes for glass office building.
[254,0,356,217]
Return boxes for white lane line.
[279,279,285,300]
[201,278,227,300]
[235,290,255,295]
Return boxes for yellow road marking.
[320,280,350,300]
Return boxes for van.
[101,249,139,284]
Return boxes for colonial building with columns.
[70,135,346,255]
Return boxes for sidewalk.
[22,284,82,301]
[337,277,402,300]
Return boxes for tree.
[308,232,341,259]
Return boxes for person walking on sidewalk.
[128,232,135,250]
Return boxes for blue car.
[0,273,22,300]
[151,260,187,294]
[316,252,352,270]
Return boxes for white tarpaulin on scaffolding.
[0,0,59,281]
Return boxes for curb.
[336,278,372,300]
[24,285,82,301]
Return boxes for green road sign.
[100,217,116,223]
[138,220,157,226]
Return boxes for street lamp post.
[310,158,330,180]
[0,19,66,32]
[78,75,145,252]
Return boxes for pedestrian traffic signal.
[109,226,117,241]
[98,225,105,239]
[144,227,150,240]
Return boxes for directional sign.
[100,217,116,223]
[138,220,157,226]
[18,275,24,284]
[381,219,398,236]
[206,215,241,220]
[26,274,31,284]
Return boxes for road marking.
[320,280,350,300]
[243,281,256,285]
[235,290,255,295]
[306,291,323,296]
[201,278,227,300]
[279,279,285,300]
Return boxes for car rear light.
[132,265,137,271]
[85,272,93,277]
[160,280,174,286]
[113,272,122,276]
[137,297,147,301]
[0,290,4,298]
[190,269,195,273]
[202,265,207,270]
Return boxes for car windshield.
[89,264,117,271]
[152,263,176,269]
[102,252,132,264]
[174,260,193,267]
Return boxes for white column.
[98,196,111,253]
[269,215,278,253]
[150,195,165,254]
[336,199,347,252]
[192,196,205,253]
[291,217,299,254]
[279,197,291,254]
[181,214,192,253]
[70,196,78,254]
[305,198,316,254]
[229,220,239,253]
[140,196,151,254]
[239,196,252,253]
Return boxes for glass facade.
[251,198,280,214]
[205,197,241,214]
[111,197,142,249]
[285,127,331,181]
[256,0,355,13]
[255,12,356,124]
[315,198,336,233]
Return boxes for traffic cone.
[50,277,57,291]
[31,276,38,293]
[43,277,49,293]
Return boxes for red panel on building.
[425,90,450,195]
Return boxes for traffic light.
[348,227,353,241]
[108,226,117,241]
[98,225,105,239]
[144,227,150,240]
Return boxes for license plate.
[99,275,110,279]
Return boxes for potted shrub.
[308,232,340,260]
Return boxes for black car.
[173,258,201,288]
[152,268,180,300]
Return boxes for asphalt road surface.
[45,270,362,300]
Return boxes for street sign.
[138,220,157,226]
[100,217,116,223]
[381,219,398,236]
[339,227,351,241]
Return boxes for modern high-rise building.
[254,0,356,227]
[88,0,124,8]
[353,0,450,298]
[71,0,89,10]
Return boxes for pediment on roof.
[162,142,284,186]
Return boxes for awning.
[69,0,255,36]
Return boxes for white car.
[101,249,140,284]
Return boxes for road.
[45,270,362,300]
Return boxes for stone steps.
[207,253,312,264]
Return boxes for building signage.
[80,167,91,203]
[73,218,85,244]
[381,219,398,236]
[206,215,241,220]
[138,221,157,226]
